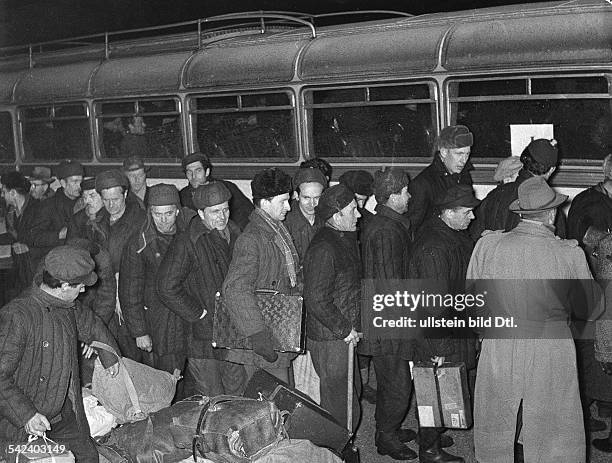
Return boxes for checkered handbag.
[212,290,304,353]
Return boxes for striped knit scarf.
[256,209,299,288]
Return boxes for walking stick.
[342,340,360,463]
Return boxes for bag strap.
[90,341,142,416]
[192,400,212,461]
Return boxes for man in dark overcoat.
[158,181,245,396]
[304,184,362,429]
[0,245,119,461]
[408,184,480,463]
[360,168,416,460]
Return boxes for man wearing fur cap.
[222,168,301,389]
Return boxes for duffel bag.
[193,395,287,463]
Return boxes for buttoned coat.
[284,201,323,264]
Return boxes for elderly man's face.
[297,182,324,218]
[125,168,147,193]
[440,147,471,175]
[262,193,291,221]
[82,189,103,215]
[29,180,49,200]
[61,175,83,200]
[444,206,475,231]
[333,199,361,232]
[151,204,178,234]
[101,186,127,217]
[185,161,210,189]
[199,201,230,231]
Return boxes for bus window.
[95,98,183,160]
[305,83,436,159]
[0,112,15,162]
[190,92,296,160]
[20,103,91,161]
[449,76,612,161]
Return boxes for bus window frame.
[0,110,16,164]
[18,101,93,162]
[445,73,612,165]
[94,96,183,162]
[302,80,439,161]
[188,89,298,163]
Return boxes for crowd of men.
[0,124,611,463]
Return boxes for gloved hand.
[249,330,278,363]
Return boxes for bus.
[0,0,610,199]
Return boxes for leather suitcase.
[244,369,351,454]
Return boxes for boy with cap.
[471,138,566,240]
[284,167,327,262]
[122,155,150,209]
[0,245,120,461]
[360,168,417,460]
[179,152,253,230]
[30,160,84,256]
[407,125,474,232]
[27,166,55,201]
[303,184,362,429]
[407,184,480,463]
[222,168,300,389]
[119,184,195,377]
[158,181,245,396]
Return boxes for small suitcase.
[244,369,351,454]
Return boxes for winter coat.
[406,155,473,232]
[180,179,254,231]
[360,204,412,356]
[222,209,301,368]
[304,226,361,342]
[567,183,612,244]
[0,282,119,444]
[157,215,240,359]
[467,220,595,463]
[284,201,323,264]
[119,208,195,357]
[407,216,477,368]
[30,188,79,251]
[470,169,566,240]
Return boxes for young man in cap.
[0,171,40,293]
[408,184,480,463]
[122,155,150,209]
[467,176,596,463]
[222,168,300,389]
[95,169,146,361]
[158,181,245,396]
[119,184,194,376]
[303,183,362,429]
[471,138,566,240]
[284,167,327,262]
[360,168,417,460]
[407,125,474,232]
[0,245,120,461]
[30,160,84,257]
[27,166,55,201]
[179,152,253,230]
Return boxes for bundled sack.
[193,395,287,463]
[83,389,117,437]
[8,434,74,463]
[91,341,181,424]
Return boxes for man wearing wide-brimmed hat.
[467,176,598,463]
[27,166,55,200]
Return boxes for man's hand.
[343,329,361,346]
[81,342,95,359]
[430,356,445,367]
[12,242,29,255]
[105,362,119,378]
[58,226,68,240]
[24,413,50,437]
[136,335,153,352]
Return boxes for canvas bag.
[90,341,180,424]
[193,396,287,463]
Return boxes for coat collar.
[514,219,558,238]
[188,214,239,245]
[431,154,474,178]
[374,204,411,232]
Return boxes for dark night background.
[1,0,535,48]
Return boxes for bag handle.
[89,341,143,417]
[18,433,61,463]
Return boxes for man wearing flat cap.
[407,125,474,232]
[471,138,566,240]
[285,167,327,262]
[303,184,362,429]
[28,166,55,201]
[96,169,146,361]
[339,169,375,223]
[407,184,479,463]
[122,155,150,210]
[30,160,84,259]
[467,176,598,463]
[119,184,195,380]
[360,168,417,460]
[0,245,120,461]
[158,181,245,396]
[179,152,253,230]
[223,168,300,390]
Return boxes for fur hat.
[437,125,473,150]
[316,184,355,222]
[339,170,374,196]
[293,167,327,189]
[251,168,292,202]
